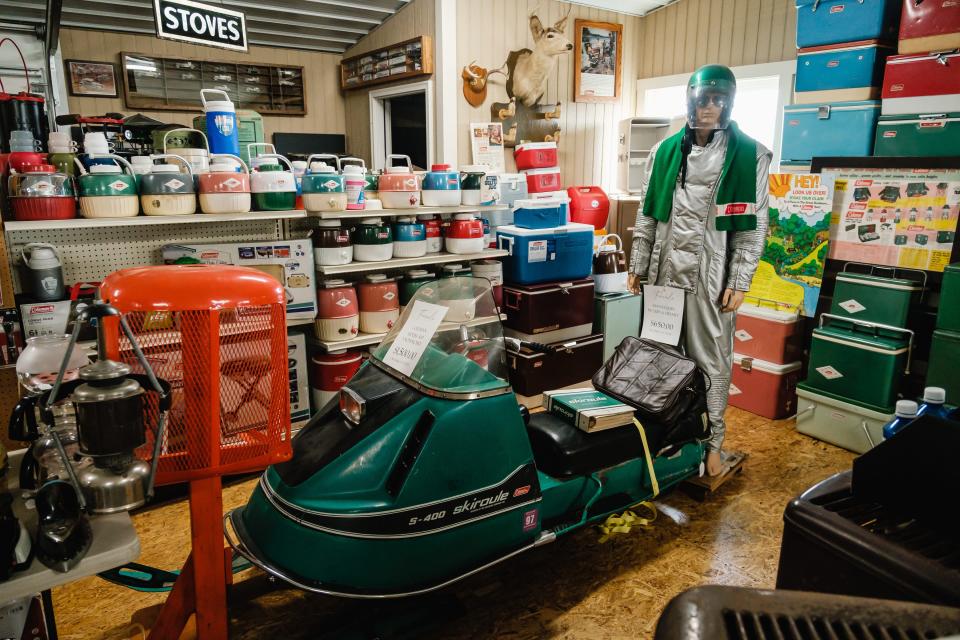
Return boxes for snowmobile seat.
[526,412,643,478]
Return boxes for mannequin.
[628,64,771,476]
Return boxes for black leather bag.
[592,337,708,428]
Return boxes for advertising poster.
[470,122,506,173]
[746,173,834,317]
[829,177,959,272]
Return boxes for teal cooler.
[795,41,892,104]
[593,292,642,362]
[874,113,960,157]
[830,270,924,328]
[795,0,901,48]
[937,263,960,332]
[926,329,960,405]
[803,316,912,411]
[781,101,881,163]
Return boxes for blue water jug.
[882,400,919,440]
[201,89,239,157]
[917,386,951,420]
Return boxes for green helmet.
[687,64,736,130]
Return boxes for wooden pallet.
[681,450,748,501]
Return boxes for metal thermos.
[22,243,65,301]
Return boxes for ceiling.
[0,0,411,53]
[561,0,676,16]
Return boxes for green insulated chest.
[926,329,960,406]
[937,263,960,333]
[830,271,923,328]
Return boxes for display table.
[0,449,140,635]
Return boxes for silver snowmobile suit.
[629,129,772,452]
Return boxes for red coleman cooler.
[734,303,803,365]
[899,0,960,55]
[566,186,609,230]
[728,354,802,420]
[514,142,558,171]
[310,350,363,410]
[523,167,562,194]
[882,51,960,115]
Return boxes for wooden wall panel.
[455,0,644,190]
[58,28,345,141]
[638,0,797,79]
[341,0,436,165]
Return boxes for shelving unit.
[310,313,507,353]
[4,210,306,233]
[316,249,508,276]
[310,204,509,221]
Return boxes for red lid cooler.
[882,51,960,116]
[734,303,803,365]
[514,142,558,171]
[522,167,562,194]
[728,354,803,420]
[566,186,609,230]
[898,0,960,55]
[310,350,363,410]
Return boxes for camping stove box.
[796,384,893,454]
[881,52,960,116]
[803,321,910,411]
[288,330,310,432]
[829,272,923,328]
[729,355,802,420]
[507,333,603,397]
[162,241,317,321]
[502,279,594,343]
[734,304,802,365]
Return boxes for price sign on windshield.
[381,300,448,376]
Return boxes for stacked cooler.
[796,267,924,453]
[728,302,804,420]
[926,263,960,403]
[781,0,900,169]
[498,197,601,397]
[875,2,960,156]
[515,142,566,206]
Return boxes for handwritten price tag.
[381,300,448,376]
[640,285,685,346]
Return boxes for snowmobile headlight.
[339,387,365,425]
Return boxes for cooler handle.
[743,295,800,313]
[594,233,623,257]
[795,404,815,419]
[306,154,341,173]
[340,157,366,171]
[841,261,927,300]
[200,89,232,109]
[210,153,250,175]
[247,142,277,161]
[861,420,876,449]
[498,235,514,256]
[150,153,194,176]
[254,153,294,173]
[819,313,914,374]
[811,0,863,9]
[386,154,412,171]
[503,290,521,310]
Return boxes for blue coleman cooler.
[795,41,892,104]
[795,0,901,48]
[781,101,881,163]
[497,223,594,285]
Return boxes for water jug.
[22,243,64,301]
[201,89,239,156]
[882,399,919,439]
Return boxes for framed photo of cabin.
[65,59,119,97]
[574,20,622,103]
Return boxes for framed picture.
[65,59,119,97]
[574,20,623,103]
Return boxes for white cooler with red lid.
[514,142,558,171]
[728,354,803,420]
[523,167,562,194]
[310,350,363,411]
[734,302,803,365]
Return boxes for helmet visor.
[687,84,735,131]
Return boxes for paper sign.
[640,285,685,346]
[381,300,448,376]
[528,240,548,263]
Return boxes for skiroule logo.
[452,490,509,515]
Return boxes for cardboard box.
[161,241,317,321]
[288,331,310,431]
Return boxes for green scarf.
[643,121,759,232]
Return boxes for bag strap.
[633,418,660,497]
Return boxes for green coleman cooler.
[803,314,913,411]
[938,263,960,333]
[830,267,925,328]
[926,329,960,405]
[874,113,960,157]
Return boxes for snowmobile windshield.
[371,276,511,397]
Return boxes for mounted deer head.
[507,7,573,107]
[529,7,573,56]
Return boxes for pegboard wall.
[6,218,286,292]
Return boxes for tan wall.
[638,0,797,78]
[341,0,437,165]
[456,0,644,189]
[58,28,346,141]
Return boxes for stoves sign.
[153,0,248,52]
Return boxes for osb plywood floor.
[51,408,854,640]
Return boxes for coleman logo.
[164,178,185,190]
[724,203,748,215]
[335,298,351,307]
[452,490,509,515]
[383,291,396,301]
[890,84,904,93]
[109,180,128,191]
[154,0,247,52]
[788,119,799,126]
[200,251,220,259]
[404,178,417,188]
[35,181,52,191]
[854,180,873,186]
[920,121,946,128]
[323,180,339,190]
[222,177,242,189]
[883,131,897,137]
[30,305,54,314]
[830,4,844,12]
[827,60,840,68]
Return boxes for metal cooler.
[829,266,925,328]
[593,292,642,362]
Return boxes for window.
[636,61,796,167]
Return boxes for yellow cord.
[597,502,658,543]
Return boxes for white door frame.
[369,80,435,171]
